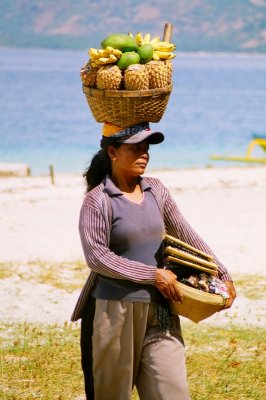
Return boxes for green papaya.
[101,33,138,52]
[117,52,140,70]
[137,44,154,64]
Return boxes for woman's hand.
[222,280,237,309]
[155,268,183,302]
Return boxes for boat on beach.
[210,134,266,164]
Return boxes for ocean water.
[0,48,266,174]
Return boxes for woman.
[71,122,236,400]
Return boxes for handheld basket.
[170,281,226,323]
[83,84,173,128]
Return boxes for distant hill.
[0,0,266,52]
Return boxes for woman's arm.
[162,187,232,281]
[161,186,236,308]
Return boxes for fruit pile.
[80,32,176,91]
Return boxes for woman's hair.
[83,139,121,192]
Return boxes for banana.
[113,49,122,58]
[109,54,118,61]
[89,48,100,58]
[105,46,122,58]
[89,48,108,60]
[135,32,163,47]
[98,57,111,64]
[90,61,100,68]
[167,53,176,60]
[152,52,160,61]
[135,32,144,46]
[88,47,120,64]
[143,33,151,44]
[153,50,176,60]
[96,54,118,65]
[150,36,160,46]
[98,49,110,57]
[153,41,176,52]
[92,58,105,65]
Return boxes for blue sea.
[0,48,266,174]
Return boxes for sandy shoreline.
[0,165,265,326]
[1,165,265,274]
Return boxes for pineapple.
[80,62,97,87]
[164,60,173,86]
[145,61,168,89]
[124,64,149,90]
[96,65,122,90]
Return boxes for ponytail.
[83,148,111,192]
[83,140,121,192]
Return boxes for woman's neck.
[111,174,143,203]
[111,174,139,193]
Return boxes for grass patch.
[0,260,88,292]
[0,266,265,398]
[0,322,265,399]
[183,322,266,400]
[0,262,14,279]
[233,275,266,300]
[1,262,265,300]
[0,322,82,399]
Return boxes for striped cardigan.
[71,177,231,321]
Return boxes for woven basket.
[170,281,226,323]
[83,84,173,128]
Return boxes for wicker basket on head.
[170,281,226,323]
[83,84,173,128]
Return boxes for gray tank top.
[91,184,164,303]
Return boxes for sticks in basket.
[163,234,227,322]
[163,234,218,276]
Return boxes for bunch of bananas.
[152,44,176,61]
[134,32,176,61]
[134,32,159,46]
[89,46,122,67]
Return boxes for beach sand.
[0,165,265,326]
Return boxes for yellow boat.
[210,135,266,163]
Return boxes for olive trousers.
[81,298,191,400]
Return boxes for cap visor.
[123,131,164,145]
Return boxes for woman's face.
[108,140,150,178]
